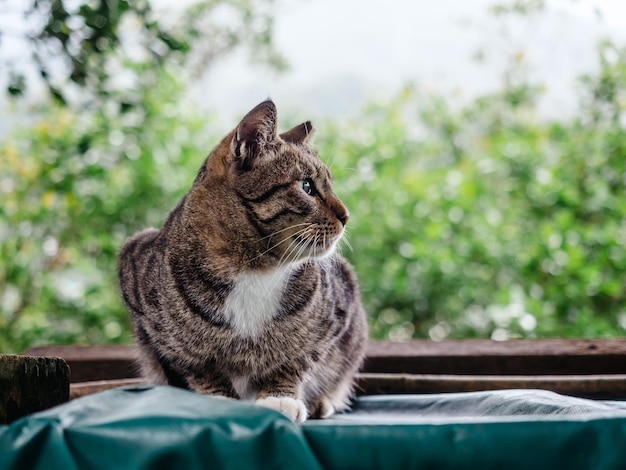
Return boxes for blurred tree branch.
[1,0,285,106]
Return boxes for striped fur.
[118,100,368,422]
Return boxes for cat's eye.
[300,178,315,196]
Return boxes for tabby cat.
[118,100,368,422]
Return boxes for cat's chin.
[278,240,338,266]
[304,237,340,261]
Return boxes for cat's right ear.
[231,100,278,171]
[280,121,314,145]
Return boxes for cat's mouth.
[277,224,344,262]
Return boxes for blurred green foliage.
[325,41,626,341]
[3,0,284,105]
[2,4,626,352]
[0,0,282,352]
[1,70,217,352]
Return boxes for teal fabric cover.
[2,386,626,469]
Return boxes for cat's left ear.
[280,121,314,145]
[232,100,278,171]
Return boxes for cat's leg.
[187,369,238,399]
[308,398,335,419]
[325,374,355,414]
[304,357,355,419]
[309,376,353,419]
[254,366,308,423]
[136,346,169,385]
[255,396,307,422]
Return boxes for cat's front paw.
[319,398,335,419]
[255,396,308,423]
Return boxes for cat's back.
[118,228,163,317]
[119,227,161,266]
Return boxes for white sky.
[2,0,626,130]
[192,0,626,125]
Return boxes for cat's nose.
[330,197,350,226]
[336,209,350,226]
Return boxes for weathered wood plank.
[357,373,626,399]
[363,339,626,375]
[26,345,139,382]
[68,372,626,402]
[367,339,626,357]
[14,341,626,419]
[70,378,146,400]
[0,355,70,424]
[28,339,626,381]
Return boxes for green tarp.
[2,386,626,469]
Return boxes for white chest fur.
[222,268,292,337]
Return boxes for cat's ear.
[280,121,314,145]
[232,99,278,171]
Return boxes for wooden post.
[0,355,70,424]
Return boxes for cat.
[118,99,368,423]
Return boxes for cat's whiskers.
[249,227,311,299]
[323,141,339,174]
[295,232,315,264]
[284,223,321,266]
[256,223,311,245]
[308,233,319,262]
[318,232,324,258]
[248,225,313,264]
[319,231,326,260]
[292,240,309,266]
[306,225,324,260]
[260,224,310,254]
[322,140,356,176]
[341,233,353,253]
[267,230,313,291]
[340,166,358,173]
[287,227,316,263]
[274,229,310,272]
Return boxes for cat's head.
[190,100,349,269]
